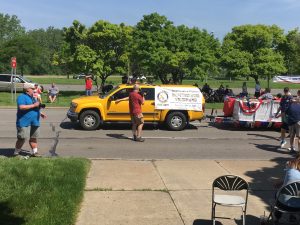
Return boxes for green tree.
[0,13,25,46]
[279,29,300,74]
[62,20,132,90]
[27,27,64,74]
[0,13,25,72]
[131,13,220,84]
[221,24,287,82]
[253,48,287,87]
[1,36,40,75]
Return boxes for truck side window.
[141,88,155,100]
[113,88,130,100]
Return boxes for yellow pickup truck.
[67,84,205,131]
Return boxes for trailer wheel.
[166,112,187,131]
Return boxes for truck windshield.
[100,85,119,99]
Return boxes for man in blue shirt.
[275,87,293,148]
[286,99,300,154]
[15,83,46,156]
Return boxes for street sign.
[11,57,17,68]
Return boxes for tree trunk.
[267,75,270,89]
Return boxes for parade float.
[213,97,282,128]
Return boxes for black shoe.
[135,137,145,142]
[133,135,137,141]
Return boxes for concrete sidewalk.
[75,159,286,225]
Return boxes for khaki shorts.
[131,114,144,125]
[17,126,40,139]
[289,122,300,138]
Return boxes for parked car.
[67,84,205,131]
[0,74,36,92]
[73,74,86,79]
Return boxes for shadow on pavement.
[0,148,14,157]
[245,157,288,211]
[209,122,281,133]
[0,201,25,225]
[247,133,280,141]
[106,134,131,140]
[251,143,293,156]
[0,148,32,157]
[193,214,260,225]
[60,121,198,131]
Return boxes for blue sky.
[1,0,299,39]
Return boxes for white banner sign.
[155,87,202,111]
[273,76,300,84]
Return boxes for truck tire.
[166,112,187,131]
[79,110,101,130]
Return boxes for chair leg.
[242,211,245,225]
[212,204,216,225]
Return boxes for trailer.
[210,97,282,128]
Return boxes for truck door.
[140,88,160,121]
[106,88,131,121]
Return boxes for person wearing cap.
[14,83,46,157]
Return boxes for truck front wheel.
[79,110,101,130]
[166,112,187,131]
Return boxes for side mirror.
[109,96,114,101]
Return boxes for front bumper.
[67,110,78,122]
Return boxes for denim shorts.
[17,126,40,139]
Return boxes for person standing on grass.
[85,74,93,96]
[14,83,46,157]
[116,84,145,142]
[275,87,293,148]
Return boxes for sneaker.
[31,152,42,157]
[13,148,21,156]
[288,147,297,154]
[135,137,145,142]
[280,140,287,148]
[133,135,137,141]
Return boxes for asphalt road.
[0,108,293,160]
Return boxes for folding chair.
[262,181,300,225]
[212,175,249,225]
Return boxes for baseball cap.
[23,83,35,90]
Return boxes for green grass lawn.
[28,76,122,85]
[26,75,300,90]
[0,157,90,225]
[0,91,83,107]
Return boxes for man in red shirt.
[116,84,145,142]
[85,75,93,96]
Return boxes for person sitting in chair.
[48,83,59,103]
[273,157,300,221]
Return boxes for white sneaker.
[13,149,21,156]
[280,140,287,148]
